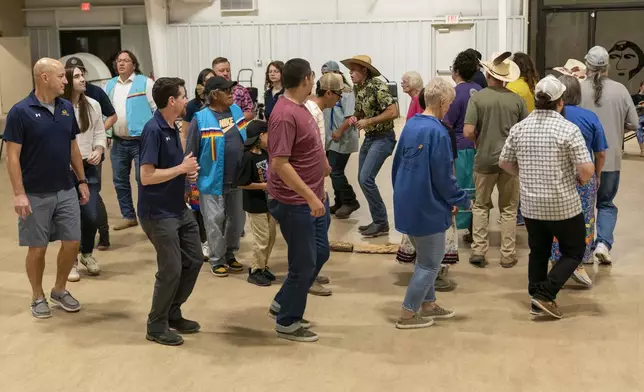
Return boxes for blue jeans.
[595,171,620,250]
[269,198,330,331]
[111,137,141,220]
[358,133,396,225]
[79,163,104,254]
[402,231,446,312]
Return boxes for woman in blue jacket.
[392,78,471,329]
[263,61,284,121]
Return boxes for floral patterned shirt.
[354,77,395,135]
[233,84,254,113]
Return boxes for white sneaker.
[80,253,101,275]
[68,263,80,282]
[593,243,612,265]
[571,265,592,287]
[201,242,210,259]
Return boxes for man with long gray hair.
[580,46,639,265]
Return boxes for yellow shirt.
[507,78,535,113]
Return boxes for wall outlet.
[256,59,262,67]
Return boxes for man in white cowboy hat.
[554,59,587,81]
[500,75,595,319]
[579,46,639,264]
[463,52,528,268]
[341,55,399,238]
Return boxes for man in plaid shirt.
[500,75,595,320]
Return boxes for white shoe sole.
[421,311,456,320]
[80,263,101,276]
[67,274,80,282]
[50,297,81,313]
[530,298,562,319]
[595,252,612,265]
[571,272,592,287]
[31,310,52,319]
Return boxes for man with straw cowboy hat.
[463,52,529,269]
[341,55,399,238]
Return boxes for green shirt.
[464,86,528,173]
[354,77,395,135]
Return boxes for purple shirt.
[444,82,481,150]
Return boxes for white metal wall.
[166,17,526,110]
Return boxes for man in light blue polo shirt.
[3,58,90,319]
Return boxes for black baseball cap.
[65,56,85,70]
[204,76,237,95]
[244,120,268,147]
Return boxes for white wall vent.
[221,0,257,12]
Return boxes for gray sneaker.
[50,290,81,312]
[277,327,318,342]
[31,298,52,319]
[420,304,456,319]
[361,223,390,238]
[396,313,434,329]
[434,275,452,291]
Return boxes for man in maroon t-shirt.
[266,58,331,343]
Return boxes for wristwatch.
[78,179,88,185]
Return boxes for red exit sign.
[80,2,91,11]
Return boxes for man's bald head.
[33,57,67,97]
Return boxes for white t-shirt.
[305,99,328,192]
[75,96,107,159]
[109,73,156,139]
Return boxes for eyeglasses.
[215,87,233,94]
[116,59,132,64]
[332,91,343,98]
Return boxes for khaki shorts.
[18,188,81,247]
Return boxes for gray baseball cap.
[585,46,609,68]
[321,61,341,73]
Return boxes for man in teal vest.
[186,76,247,277]
[105,50,156,231]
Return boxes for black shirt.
[85,83,116,117]
[237,149,269,213]
[184,99,203,123]
[632,93,644,106]
[472,70,488,89]
[138,110,186,220]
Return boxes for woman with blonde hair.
[392,77,471,329]
[402,71,424,119]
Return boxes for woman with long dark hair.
[181,68,215,260]
[181,68,215,149]
[63,66,107,282]
[263,61,284,121]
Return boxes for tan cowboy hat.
[341,55,381,77]
[553,59,587,80]
[480,52,520,83]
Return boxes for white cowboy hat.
[480,52,521,83]
[553,59,587,80]
[340,55,381,77]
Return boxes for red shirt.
[267,97,326,205]
[406,95,423,120]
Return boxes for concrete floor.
[1,126,643,392]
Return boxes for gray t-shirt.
[39,101,55,115]
[324,92,359,154]
[464,87,528,174]
[580,78,639,172]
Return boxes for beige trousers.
[249,212,277,271]
[472,172,520,259]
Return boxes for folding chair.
[237,69,260,119]
[381,75,399,117]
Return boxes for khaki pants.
[249,212,277,271]
[472,172,520,259]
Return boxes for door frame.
[535,1,644,76]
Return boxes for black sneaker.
[262,268,276,282]
[277,327,318,342]
[462,232,473,244]
[146,330,184,346]
[361,223,389,238]
[330,203,342,215]
[211,264,229,277]
[358,223,373,232]
[226,257,244,273]
[530,304,544,316]
[169,318,201,334]
[248,268,271,287]
[335,202,360,219]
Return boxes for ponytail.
[592,72,605,107]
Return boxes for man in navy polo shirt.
[3,58,90,319]
[138,77,202,346]
[65,56,117,250]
